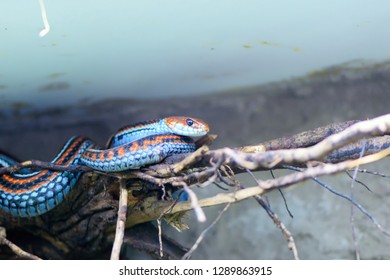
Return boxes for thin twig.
[270,170,294,218]
[0,232,42,260]
[125,147,390,229]
[157,183,168,258]
[180,182,206,223]
[197,159,222,188]
[0,160,92,175]
[38,0,50,37]
[110,179,128,260]
[244,169,298,259]
[172,146,209,174]
[182,203,230,260]
[345,171,372,192]
[350,140,366,260]
[212,182,229,191]
[283,165,390,238]
[204,114,390,172]
[157,218,164,258]
[167,148,390,216]
[356,169,390,178]
[257,201,299,260]
[2,115,390,260]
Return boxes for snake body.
[82,134,195,172]
[0,116,209,218]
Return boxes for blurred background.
[1,0,390,259]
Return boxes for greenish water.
[1,0,390,109]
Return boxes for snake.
[0,116,209,218]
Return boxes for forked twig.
[2,115,390,260]
[245,169,299,259]
[284,164,390,238]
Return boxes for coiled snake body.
[0,116,209,218]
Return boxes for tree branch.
[2,114,390,259]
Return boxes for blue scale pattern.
[82,136,196,172]
[0,138,93,217]
[0,118,205,217]
[0,170,81,217]
[109,119,168,148]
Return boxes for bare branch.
[0,228,42,260]
[180,182,206,223]
[0,159,92,176]
[259,120,360,150]
[157,148,390,218]
[2,114,390,259]
[110,179,128,260]
[172,146,209,174]
[245,169,298,259]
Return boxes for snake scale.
[0,116,209,218]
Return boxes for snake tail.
[0,136,93,217]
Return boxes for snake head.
[164,116,209,137]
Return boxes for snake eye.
[186,118,194,126]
